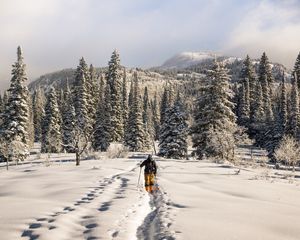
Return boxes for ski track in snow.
[19,161,176,240]
[136,186,178,240]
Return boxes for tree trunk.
[76,151,80,166]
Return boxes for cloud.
[1,0,242,89]
[224,0,300,67]
[0,0,299,92]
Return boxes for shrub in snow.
[274,135,300,171]
[9,136,29,164]
[206,128,235,162]
[106,143,129,159]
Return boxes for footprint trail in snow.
[20,162,177,240]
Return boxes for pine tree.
[261,74,274,123]
[93,81,112,151]
[73,57,90,131]
[0,94,4,127]
[241,55,257,121]
[151,92,160,140]
[279,72,287,134]
[267,72,289,155]
[87,64,98,127]
[238,78,250,126]
[27,94,35,148]
[258,52,274,91]
[259,52,274,97]
[32,87,45,142]
[142,86,152,150]
[0,92,8,128]
[191,61,236,159]
[0,94,3,113]
[41,87,62,153]
[293,52,300,89]
[61,84,76,153]
[57,89,65,113]
[251,81,265,129]
[122,68,128,130]
[159,93,188,159]
[128,76,134,107]
[124,72,144,151]
[160,87,170,125]
[2,91,8,106]
[106,50,124,141]
[0,46,30,161]
[288,74,300,139]
[143,87,149,126]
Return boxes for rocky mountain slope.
[28,51,290,94]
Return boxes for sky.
[0,0,300,90]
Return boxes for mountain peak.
[161,51,220,69]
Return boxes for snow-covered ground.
[1,149,300,240]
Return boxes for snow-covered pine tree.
[128,76,134,107]
[267,72,288,155]
[93,80,112,151]
[151,92,160,140]
[2,91,8,106]
[142,86,152,150]
[57,88,65,113]
[73,57,90,131]
[41,87,62,153]
[27,94,34,148]
[106,50,124,142]
[124,72,144,151]
[0,94,4,126]
[0,94,3,113]
[279,72,287,134]
[191,61,236,160]
[87,64,98,127]
[238,78,250,126]
[261,74,274,123]
[250,81,265,133]
[240,55,257,122]
[61,84,76,153]
[32,87,45,142]
[259,52,274,97]
[0,46,30,161]
[168,85,175,107]
[159,93,188,159]
[122,68,128,130]
[143,87,149,126]
[288,74,300,139]
[293,52,300,89]
[160,87,170,125]
[0,92,8,128]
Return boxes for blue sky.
[0,0,300,88]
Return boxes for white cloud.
[0,0,299,92]
[224,0,300,67]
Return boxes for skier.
[140,154,157,193]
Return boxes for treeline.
[1,47,300,165]
[235,52,300,160]
[0,47,189,165]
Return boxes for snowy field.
[1,150,300,240]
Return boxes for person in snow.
[140,154,157,193]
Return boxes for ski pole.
[137,167,142,188]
